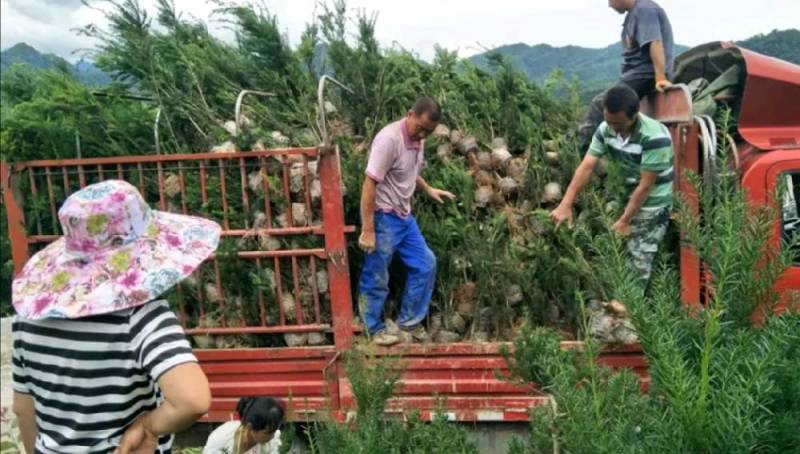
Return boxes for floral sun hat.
[12,180,221,320]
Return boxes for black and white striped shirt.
[11,300,197,453]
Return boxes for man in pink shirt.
[359,97,455,346]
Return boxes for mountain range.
[0,42,110,86]
[2,29,798,92]
[469,29,800,93]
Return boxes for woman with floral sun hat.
[10,180,221,454]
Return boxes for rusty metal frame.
[317,75,353,147]
[234,90,276,137]
[2,147,354,343]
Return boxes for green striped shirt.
[588,113,674,208]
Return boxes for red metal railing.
[1,147,355,349]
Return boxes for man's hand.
[550,203,574,229]
[114,418,157,454]
[612,219,632,236]
[655,74,672,93]
[359,229,376,253]
[425,187,456,204]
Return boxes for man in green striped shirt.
[551,84,673,286]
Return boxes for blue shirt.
[621,0,675,77]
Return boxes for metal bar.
[61,166,70,198]
[44,167,58,233]
[185,324,330,335]
[154,108,162,155]
[136,163,145,194]
[275,257,286,326]
[303,157,313,226]
[25,227,356,243]
[28,170,43,236]
[199,162,208,206]
[234,90,276,137]
[1,162,31,273]
[213,259,226,326]
[281,155,293,227]
[310,256,322,323]
[77,165,86,188]
[317,75,353,147]
[91,91,156,102]
[239,157,250,228]
[196,269,207,320]
[678,123,703,307]
[25,160,290,176]
[15,149,319,169]
[291,256,304,325]
[178,166,188,214]
[96,164,104,182]
[255,258,267,326]
[218,161,230,230]
[260,158,273,229]
[156,161,166,211]
[116,163,124,180]
[318,146,354,351]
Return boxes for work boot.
[371,330,400,347]
[403,324,430,343]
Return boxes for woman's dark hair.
[603,84,640,118]
[236,397,284,432]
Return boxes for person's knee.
[422,249,437,275]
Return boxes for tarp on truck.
[674,41,800,151]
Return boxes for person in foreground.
[11,180,221,453]
[551,84,673,288]
[203,397,285,454]
[358,96,456,346]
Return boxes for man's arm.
[613,170,658,235]
[13,392,37,454]
[359,178,378,252]
[417,176,455,204]
[649,41,671,92]
[551,154,599,227]
[416,176,430,193]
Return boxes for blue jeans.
[359,211,436,335]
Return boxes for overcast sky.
[2,0,798,62]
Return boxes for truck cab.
[643,42,800,308]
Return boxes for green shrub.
[505,120,800,453]
[307,348,478,454]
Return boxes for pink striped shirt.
[365,119,425,216]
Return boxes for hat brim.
[12,211,221,320]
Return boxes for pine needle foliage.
[307,349,478,454]
[505,117,800,453]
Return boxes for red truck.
[2,42,799,424]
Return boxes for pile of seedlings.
[4,0,626,346]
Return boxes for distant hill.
[0,43,110,86]
[739,29,800,65]
[3,28,798,91]
[470,29,800,93]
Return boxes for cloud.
[9,0,84,24]
[1,0,106,60]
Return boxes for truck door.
[765,156,800,306]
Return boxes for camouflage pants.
[627,205,671,286]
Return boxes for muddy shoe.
[371,330,400,346]
[404,324,430,343]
